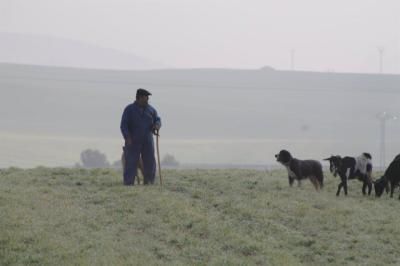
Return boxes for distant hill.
[1,63,399,167]
[0,32,167,70]
[1,61,399,138]
[1,62,399,92]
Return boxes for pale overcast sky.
[0,0,399,73]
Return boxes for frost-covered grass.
[0,167,399,265]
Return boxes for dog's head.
[275,150,293,165]
[374,175,389,197]
[323,155,342,177]
[362,152,372,160]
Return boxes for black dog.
[324,153,373,196]
[374,154,400,199]
[275,150,324,190]
[373,175,390,197]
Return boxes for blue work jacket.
[120,101,161,143]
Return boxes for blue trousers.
[123,139,156,185]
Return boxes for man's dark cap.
[136,88,152,97]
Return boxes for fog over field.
[0,63,399,168]
[0,0,399,168]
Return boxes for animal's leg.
[315,178,320,191]
[310,176,319,191]
[317,173,324,189]
[362,181,367,195]
[390,181,395,198]
[136,156,144,184]
[336,182,343,196]
[316,177,321,190]
[288,176,294,187]
[123,145,141,185]
[367,179,372,195]
[339,172,347,196]
[309,177,315,189]
[349,166,355,179]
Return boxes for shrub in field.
[161,153,180,167]
[80,149,110,168]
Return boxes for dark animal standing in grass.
[122,151,144,185]
[373,176,390,197]
[275,150,324,190]
[374,154,400,199]
[324,153,373,196]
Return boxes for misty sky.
[1,0,399,73]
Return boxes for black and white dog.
[374,154,400,199]
[324,153,373,196]
[275,150,324,190]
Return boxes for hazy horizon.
[1,64,399,168]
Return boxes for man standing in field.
[120,88,161,185]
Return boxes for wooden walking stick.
[155,129,163,187]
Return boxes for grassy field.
[0,167,399,265]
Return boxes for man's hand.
[153,123,161,131]
[125,137,132,145]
